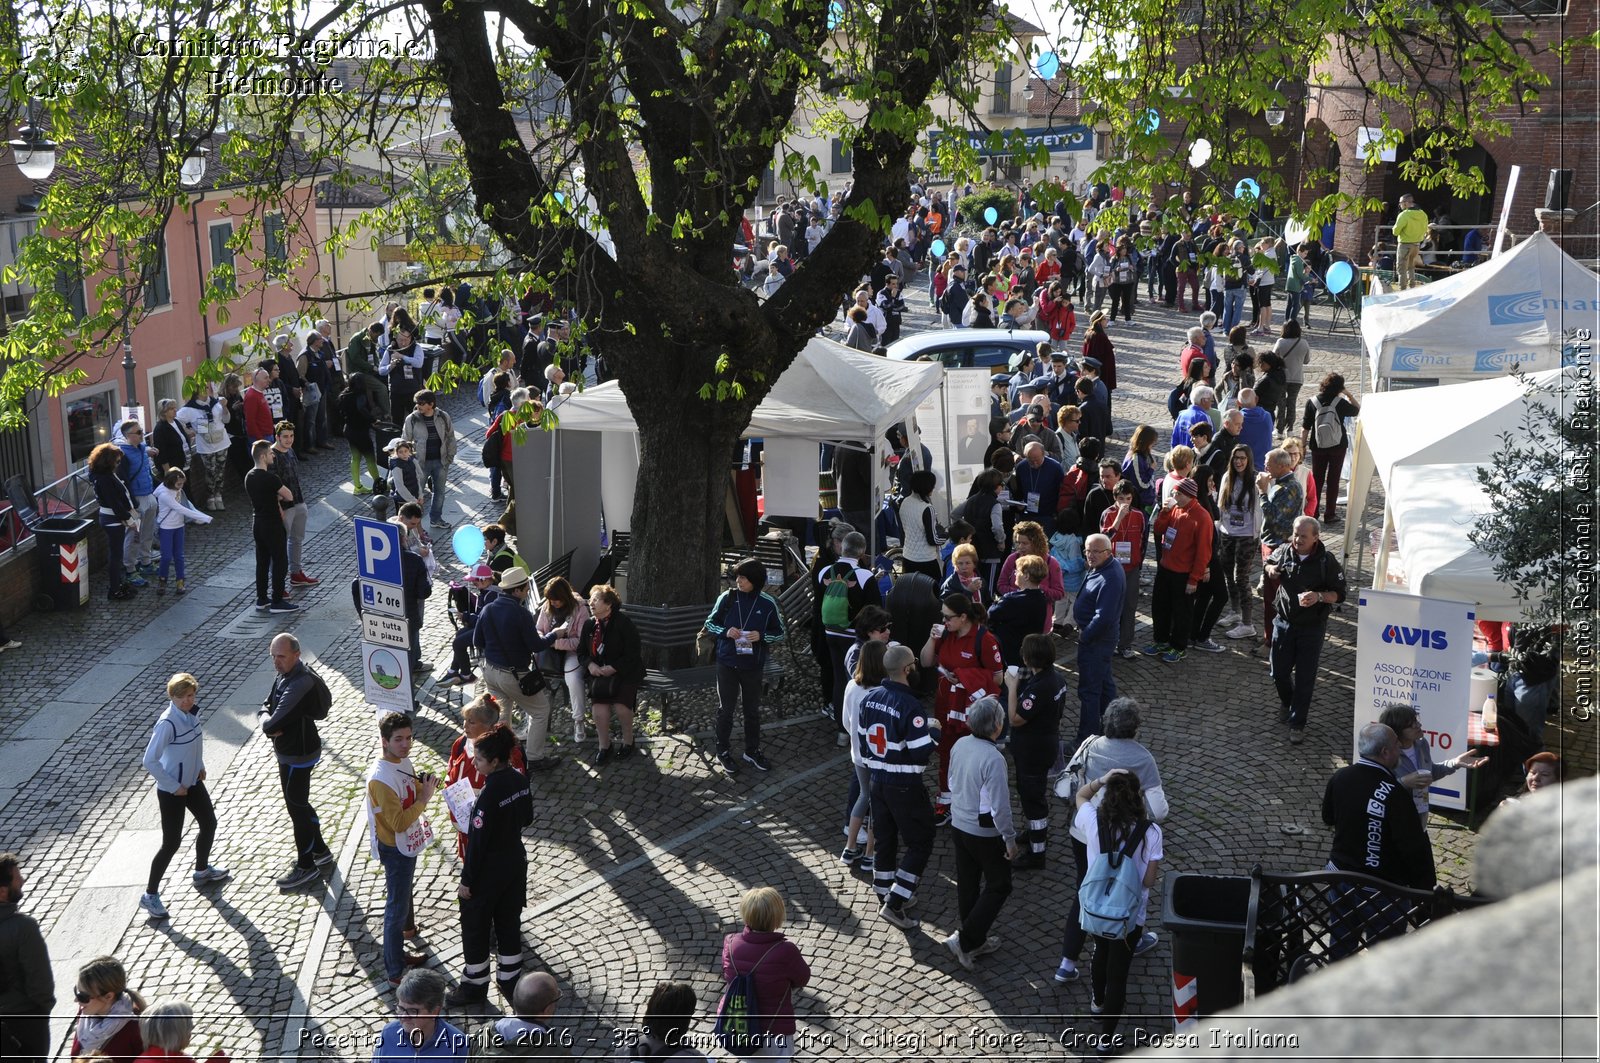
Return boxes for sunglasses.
[74,989,95,1004]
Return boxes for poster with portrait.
[917,367,994,522]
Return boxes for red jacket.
[1178,344,1208,381]
[1154,501,1215,585]
[1100,503,1146,575]
[720,930,811,1036]
[244,387,274,441]
[74,1015,144,1063]
[933,622,1004,718]
[1082,330,1116,390]
[1038,289,1076,342]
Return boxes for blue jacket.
[1238,406,1275,471]
[1013,456,1066,536]
[118,443,157,496]
[1171,405,1212,450]
[704,588,785,670]
[371,1019,469,1061]
[473,593,559,670]
[857,679,936,781]
[1073,557,1125,650]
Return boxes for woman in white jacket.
[140,673,229,921]
[153,469,213,596]
[535,577,592,743]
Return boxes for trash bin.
[34,515,93,610]
[1163,873,1252,1022]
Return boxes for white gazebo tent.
[1380,463,1542,621]
[1344,366,1575,618]
[512,337,946,585]
[1361,232,1598,390]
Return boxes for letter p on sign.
[354,517,404,587]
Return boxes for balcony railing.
[0,468,97,561]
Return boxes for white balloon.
[1187,138,1212,168]
[1284,218,1312,245]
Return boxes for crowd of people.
[0,186,1576,1062]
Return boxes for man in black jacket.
[1322,722,1436,891]
[260,633,333,889]
[0,853,52,1063]
[940,265,970,326]
[1266,516,1345,743]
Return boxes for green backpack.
[820,561,854,628]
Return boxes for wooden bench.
[627,601,784,721]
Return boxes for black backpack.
[482,421,504,468]
[306,667,333,720]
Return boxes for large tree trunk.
[622,364,758,608]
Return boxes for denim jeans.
[1221,287,1247,333]
[376,841,416,979]
[423,459,447,522]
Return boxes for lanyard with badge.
[734,593,757,655]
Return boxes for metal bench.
[627,601,784,721]
[774,576,815,671]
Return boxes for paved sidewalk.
[0,302,1491,1060]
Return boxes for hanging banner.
[917,367,991,522]
[1352,589,1476,810]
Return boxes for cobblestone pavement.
[0,288,1540,1062]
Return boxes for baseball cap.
[471,563,494,580]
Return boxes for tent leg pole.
[939,381,955,522]
[548,429,558,567]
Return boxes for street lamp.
[1264,78,1287,128]
[9,124,57,180]
[179,146,208,187]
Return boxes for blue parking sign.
[354,517,404,587]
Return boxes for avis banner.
[1353,589,1476,810]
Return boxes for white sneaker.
[139,892,169,920]
[1226,623,1258,640]
[943,931,975,970]
[1217,611,1241,627]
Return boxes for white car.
[886,327,1052,369]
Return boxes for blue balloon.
[1234,177,1260,200]
[1326,261,1354,295]
[931,238,947,258]
[827,1,843,28]
[452,524,486,566]
[1035,51,1060,81]
[984,206,998,224]
[1140,109,1160,134]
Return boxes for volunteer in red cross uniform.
[921,593,1004,826]
[857,644,940,929]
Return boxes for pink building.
[0,142,322,491]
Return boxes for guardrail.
[0,469,96,562]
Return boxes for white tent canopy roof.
[1354,366,1572,488]
[1385,463,1537,621]
[547,336,945,441]
[1361,232,1599,387]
